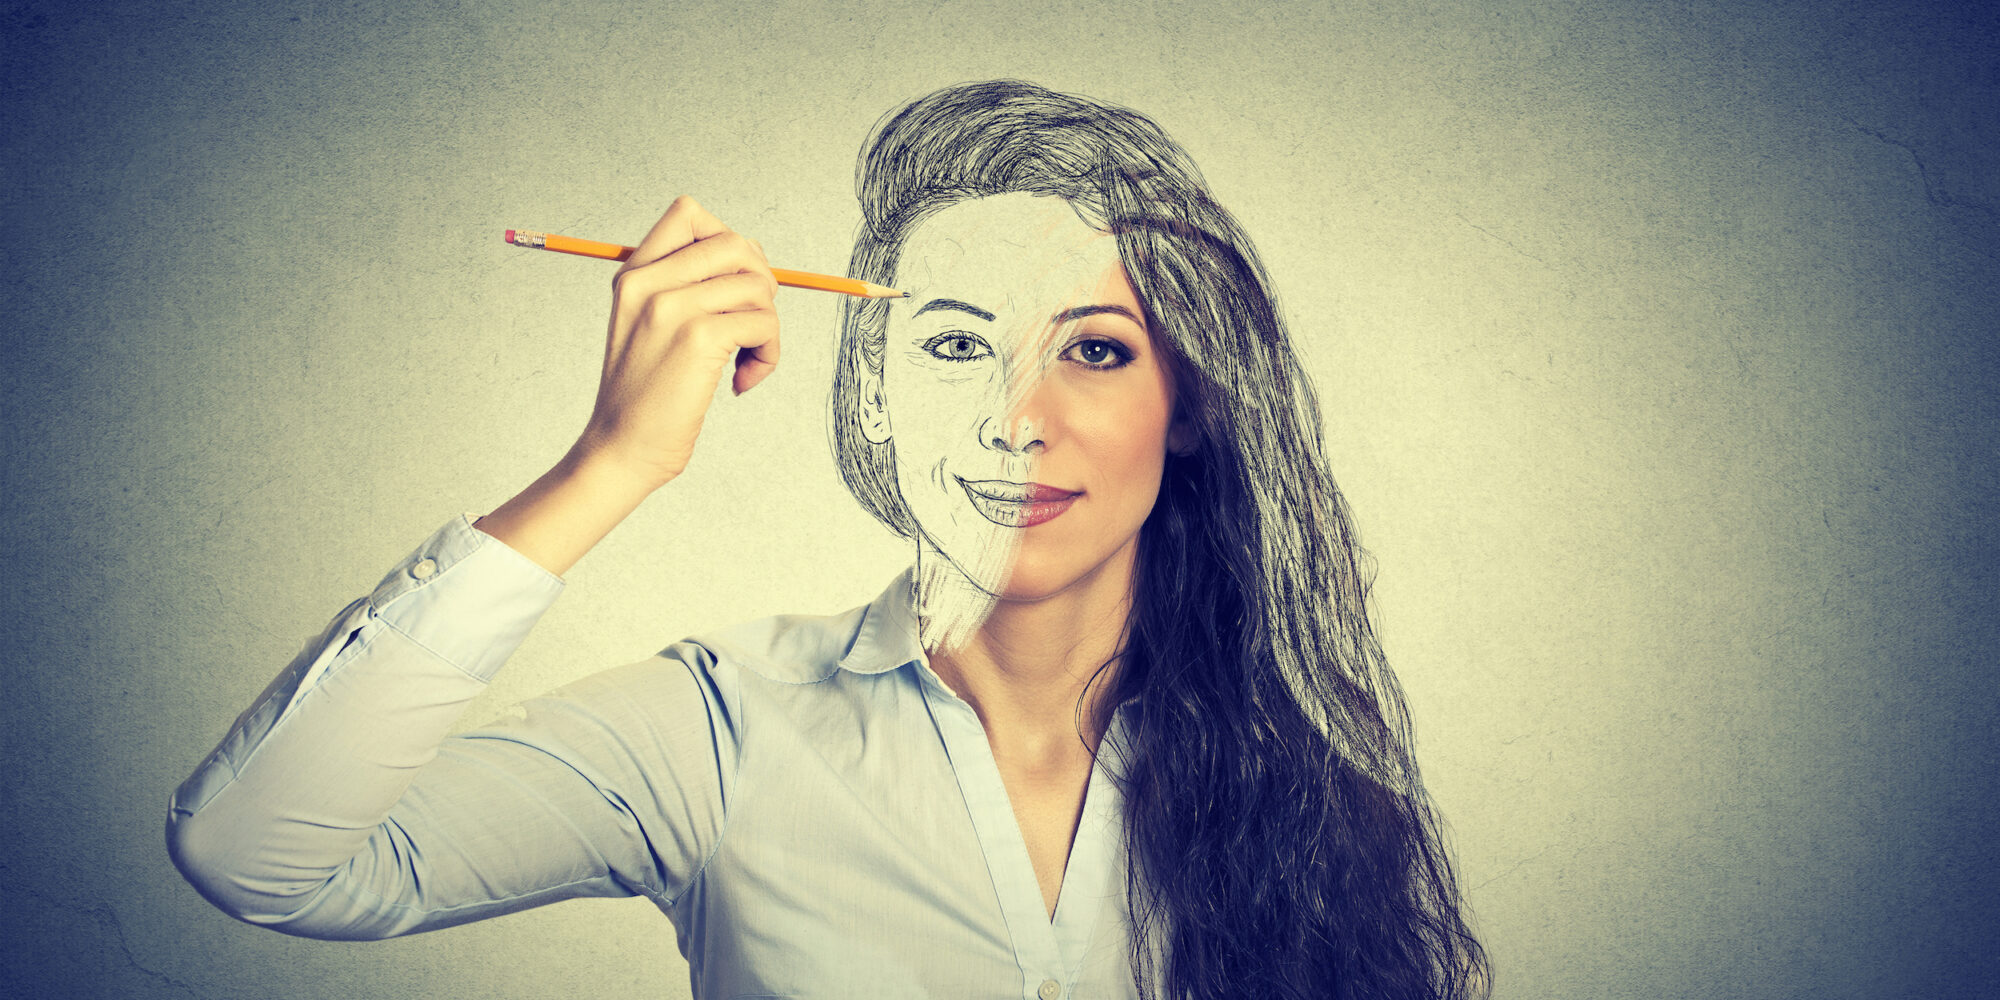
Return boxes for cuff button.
[411,558,437,580]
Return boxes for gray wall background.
[4,0,1995,997]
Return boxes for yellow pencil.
[504,229,906,299]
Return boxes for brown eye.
[1063,338,1132,369]
[923,332,993,361]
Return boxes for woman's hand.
[473,197,774,577]
[571,195,780,492]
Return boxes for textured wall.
[4,0,1995,997]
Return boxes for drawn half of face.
[859,193,1185,652]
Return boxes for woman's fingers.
[608,275,778,386]
[729,305,781,396]
[682,270,781,316]
[621,194,729,274]
[613,232,775,305]
[578,197,784,490]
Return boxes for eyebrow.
[911,298,995,322]
[910,299,1144,327]
[1052,304,1144,326]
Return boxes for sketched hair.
[830,81,1490,1000]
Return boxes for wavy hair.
[829,81,1489,1000]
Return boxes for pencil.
[504,229,906,299]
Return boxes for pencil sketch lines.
[825,80,1423,787]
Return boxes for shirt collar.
[836,567,1142,722]
[835,566,927,677]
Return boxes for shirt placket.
[915,668,1097,1000]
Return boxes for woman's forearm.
[473,445,661,579]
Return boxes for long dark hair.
[829,81,1490,1000]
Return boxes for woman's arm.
[166,196,773,935]
[471,447,657,579]
[165,514,738,938]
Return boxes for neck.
[918,540,1136,764]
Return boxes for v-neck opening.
[914,663,1124,989]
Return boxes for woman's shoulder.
[674,606,870,686]
[664,569,922,688]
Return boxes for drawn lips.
[956,478,1081,527]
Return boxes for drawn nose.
[980,358,1051,455]
[977,412,1043,455]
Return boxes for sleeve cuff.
[363,513,567,682]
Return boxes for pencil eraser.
[504,229,515,244]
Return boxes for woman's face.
[860,193,1184,605]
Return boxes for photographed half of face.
[857,193,1183,651]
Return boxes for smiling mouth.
[955,477,1081,527]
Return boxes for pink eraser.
[503,229,516,244]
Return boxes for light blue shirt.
[167,513,1141,999]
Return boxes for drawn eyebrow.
[911,298,995,322]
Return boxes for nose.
[977,410,1044,455]
[978,347,1054,455]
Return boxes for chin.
[992,577,1069,604]
[993,546,1111,604]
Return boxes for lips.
[956,478,1081,527]
[957,479,1078,503]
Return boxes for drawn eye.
[1062,338,1133,369]
[922,332,993,361]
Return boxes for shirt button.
[1037,980,1061,1000]
[410,558,437,580]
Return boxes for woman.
[168,81,1488,999]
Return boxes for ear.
[1166,407,1197,456]
[859,366,893,445]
